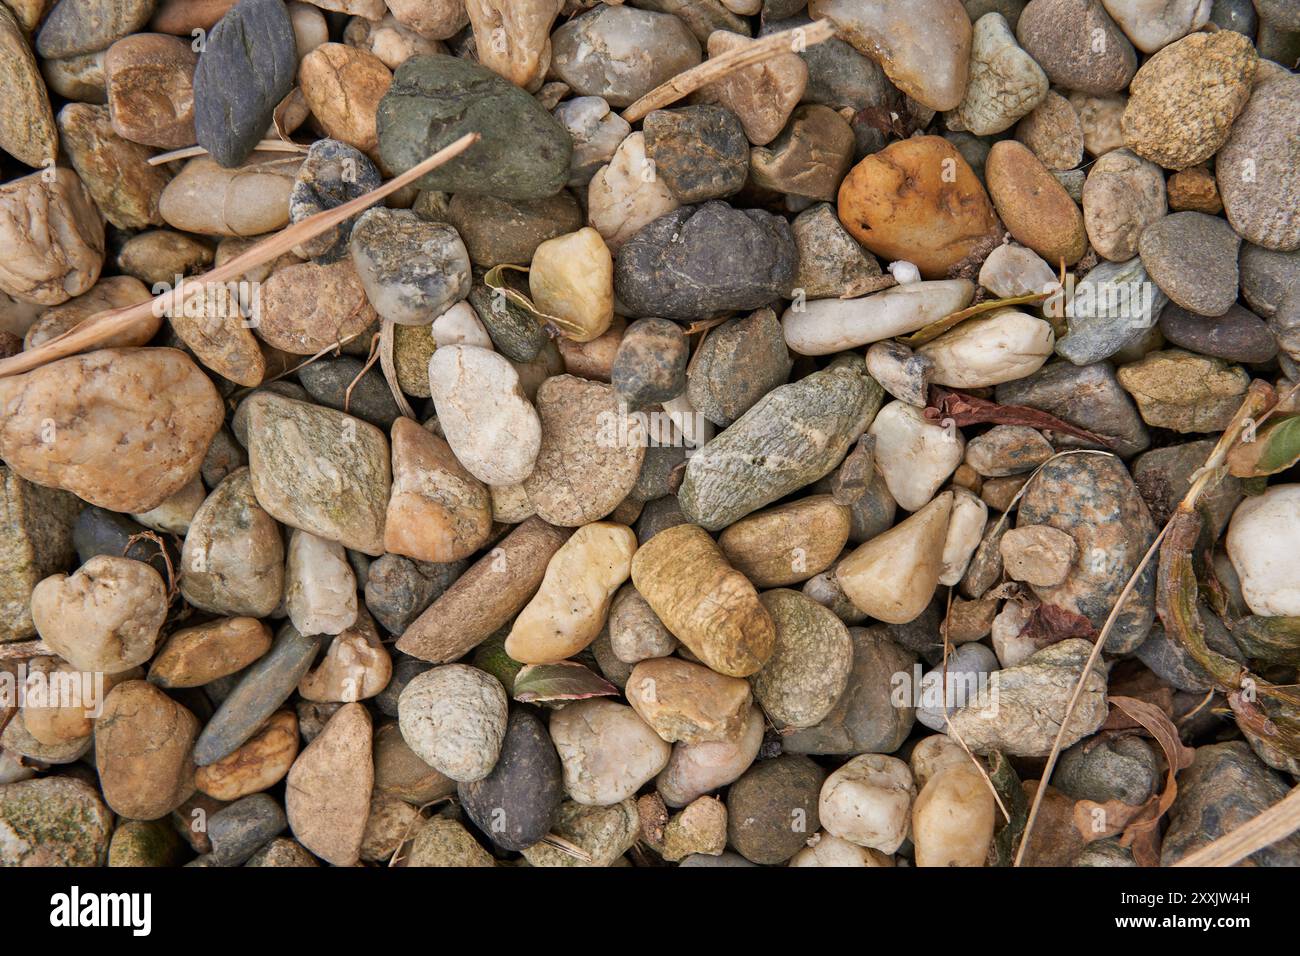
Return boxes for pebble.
[1013,91,1083,170]
[790,202,890,301]
[0,168,104,306]
[608,585,677,664]
[1014,0,1136,94]
[31,555,166,673]
[718,495,850,588]
[1082,148,1167,262]
[529,227,614,343]
[385,417,492,563]
[626,657,751,744]
[1101,0,1211,52]
[587,131,681,252]
[297,357,401,429]
[350,208,470,325]
[550,698,671,805]
[377,54,571,200]
[206,793,287,866]
[1056,257,1167,365]
[23,275,155,352]
[837,136,999,279]
[1020,453,1156,650]
[285,702,372,866]
[917,308,1054,388]
[180,468,284,618]
[869,401,964,511]
[810,0,971,111]
[1162,741,1300,866]
[506,521,636,664]
[428,345,542,486]
[1140,211,1240,318]
[631,524,775,678]
[102,32,196,150]
[448,191,583,268]
[523,375,644,526]
[244,392,391,556]
[118,229,214,285]
[686,307,791,427]
[1121,30,1256,171]
[727,754,824,864]
[1166,165,1222,215]
[750,104,853,202]
[1055,735,1158,807]
[289,140,383,265]
[751,588,853,728]
[864,340,932,407]
[41,49,108,103]
[299,43,391,154]
[108,819,186,867]
[1159,302,1276,364]
[0,468,80,644]
[702,30,806,146]
[193,0,296,168]
[791,831,892,867]
[149,617,273,688]
[299,610,390,702]
[915,642,999,730]
[948,639,1109,755]
[611,318,687,408]
[837,492,952,624]
[939,487,988,585]
[948,12,1047,136]
[395,517,567,663]
[1226,484,1300,617]
[0,5,57,167]
[642,105,749,204]
[195,710,297,801]
[1117,348,1250,433]
[964,424,1054,477]
[284,529,358,637]
[459,707,563,852]
[986,139,1086,266]
[614,202,797,321]
[1217,75,1300,252]
[160,153,300,237]
[0,777,113,866]
[912,762,995,866]
[37,0,155,59]
[95,680,198,820]
[521,798,639,867]
[385,0,466,38]
[817,752,913,853]
[551,5,700,109]
[398,664,508,783]
[555,96,630,188]
[404,814,494,867]
[1000,523,1078,586]
[194,624,320,766]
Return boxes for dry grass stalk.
[620,19,836,123]
[0,132,481,379]
[147,139,310,166]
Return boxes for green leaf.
[1228,415,1300,477]
[512,661,618,704]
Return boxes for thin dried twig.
[620,19,836,123]
[147,139,309,166]
[0,640,53,661]
[378,319,417,421]
[0,132,480,379]
[343,333,384,416]
[1172,786,1300,867]
[541,832,594,863]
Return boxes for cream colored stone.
[528,227,613,344]
[818,753,916,853]
[587,132,679,252]
[836,492,952,624]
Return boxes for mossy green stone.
[377,54,571,200]
[0,777,113,866]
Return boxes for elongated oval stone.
[680,357,883,531]
[194,623,321,766]
[193,0,296,168]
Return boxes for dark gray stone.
[1160,299,1278,364]
[193,0,296,168]
[446,192,583,268]
[289,140,383,265]
[364,554,466,635]
[73,506,175,578]
[1162,741,1300,866]
[1055,736,1159,807]
[726,755,825,865]
[612,318,688,407]
[458,708,563,852]
[1210,0,1257,35]
[642,105,749,204]
[1131,439,1243,533]
[194,624,320,766]
[630,444,686,503]
[764,16,891,110]
[1239,243,1299,320]
[375,654,433,718]
[467,283,549,363]
[297,357,402,430]
[635,495,688,544]
[36,0,156,59]
[208,793,287,866]
[377,54,571,200]
[1139,211,1241,318]
[349,208,470,324]
[686,307,793,427]
[995,361,1150,458]
[1134,618,1244,693]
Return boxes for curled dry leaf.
[482,263,582,340]
[925,386,1114,448]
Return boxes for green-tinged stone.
[0,777,113,866]
[0,466,80,643]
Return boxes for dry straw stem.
[1172,785,1300,867]
[147,139,309,166]
[0,132,481,379]
[1014,382,1276,867]
[0,639,52,661]
[620,18,836,123]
